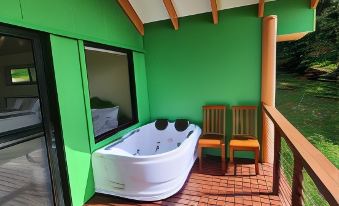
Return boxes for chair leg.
[230,147,236,175]
[221,144,226,172]
[230,146,234,163]
[255,148,259,175]
[198,146,203,170]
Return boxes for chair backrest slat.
[232,106,257,137]
[202,105,226,138]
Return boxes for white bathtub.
[92,119,201,201]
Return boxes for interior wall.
[144,5,262,157]
[0,52,38,110]
[85,50,132,119]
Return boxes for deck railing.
[262,104,338,206]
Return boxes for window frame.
[84,41,139,143]
[6,64,37,85]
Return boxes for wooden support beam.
[277,32,309,42]
[258,0,265,17]
[310,0,320,9]
[210,0,218,24]
[117,0,144,35]
[163,0,179,30]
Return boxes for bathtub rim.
[96,123,201,159]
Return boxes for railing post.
[272,125,281,195]
[292,154,304,206]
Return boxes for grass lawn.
[276,73,338,206]
[276,73,338,167]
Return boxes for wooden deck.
[86,157,285,206]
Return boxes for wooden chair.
[230,106,260,175]
[198,105,226,172]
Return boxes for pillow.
[92,106,119,121]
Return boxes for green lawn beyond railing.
[276,73,338,205]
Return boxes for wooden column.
[292,154,304,206]
[272,125,281,195]
[261,16,277,163]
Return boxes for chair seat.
[230,138,259,148]
[199,134,224,145]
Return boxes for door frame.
[0,23,72,206]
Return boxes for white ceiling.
[129,0,273,24]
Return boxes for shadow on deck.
[85,156,286,206]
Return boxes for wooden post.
[292,154,304,206]
[261,16,277,164]
[272,125,281,195]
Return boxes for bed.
[0,98,42,135]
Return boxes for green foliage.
[277,0,339,74]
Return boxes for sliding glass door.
[0,25,70,206]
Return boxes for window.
[84,42,138,142]
[8,65,36,84]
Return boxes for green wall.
[143,0,315,157]
[50,36,94,205]
[266,0,316,35]
[50,36,150,205]
[144,5,262,157]
[0,0,143,51]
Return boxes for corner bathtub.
[92,120,201,201]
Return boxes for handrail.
[262,104,339,206]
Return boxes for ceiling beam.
[117,0,144,35]
[310,0,320,9]
[210,0,218,24]
[163,0,179,30]
[258,0,265,17]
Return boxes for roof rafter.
[210,0,218,24]
[310,0,320,9]
[117,0,144,35]
[163,0,179,30]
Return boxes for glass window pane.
[84,45,137,140]
[11,68,31,83]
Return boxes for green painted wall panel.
[51,38,151,205]
[0,0,22,21]
[0,0,143,51]
[265,0,315,35]
[144,5,262,157]
[50,35,94,205]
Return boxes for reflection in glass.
[84,45,137,139]
[0,35,53,205]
